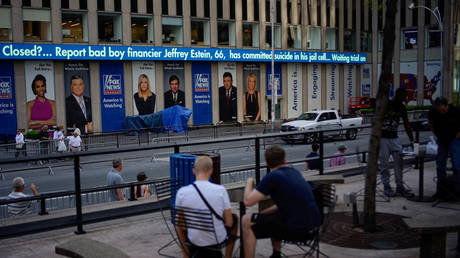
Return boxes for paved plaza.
[0,161,458,258]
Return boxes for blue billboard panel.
[192,62,212,125]
[266,63,282,96]
[99,62,125,132]
[0,62,17,137]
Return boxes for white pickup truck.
[280,110,363,144]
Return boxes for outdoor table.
[225,174,344,257]
[407,151,435,202]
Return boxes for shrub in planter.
[25,130,40,140]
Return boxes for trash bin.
[186,152,221,185]
[170,153,198,206]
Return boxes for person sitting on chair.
[175,156,238,258]
[242,146,321,258]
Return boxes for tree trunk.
[363,0,398,232]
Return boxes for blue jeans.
[450,138,460,192]
[436,138,460,193]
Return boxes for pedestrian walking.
[15,129,26,158]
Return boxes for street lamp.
[270,0,276,130]
[408,2,443,99]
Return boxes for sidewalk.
[0,161,459,258]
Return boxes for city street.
[0,128,432,197]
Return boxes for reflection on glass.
[297,112,318,121]
[426,27,441,48]
[162,17,183,44]
[344,29,356,51]
[0,8,11,41]
[360,31,372,52]
[326,28,338,50]
[287,25,301,49]
[243,22,259,47]
[132,17,153,43]
[265,24,281,48]
[402,30,417,49]
[307,26,321,49]
[24,21,51,41]
[62,12,87,42]
[218,20,235,46]
[98,14,122,43]
[191,19,210,45]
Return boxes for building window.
[191,19,210,45]
[97,0,104,11]
[42,0,50,8]
[243,22,259,47]
[307,26,321,49]
[61,0,69,9]
[62,12,88,42]
[344,29,356,51]
[265,24,281,48]
[360,31,372,52]
[1,0,11,6]
[98,13,122,43]
[378,31,383,51]
[132,16,153,43]
[79,0,87,10]
[326,27,338,50]
[146,0,153,14]
[114,0,121,12]
[23,9,51,41]
[22,0,31,7]
[0,8,11,41]
[287,25,301,49]
[426,26,441,48]
[162,17,183,44]
[217,20,235,46]
[131,0,138,13]
[401,29,417,49]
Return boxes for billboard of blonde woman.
[25,61,56,130]
[132,62,156,115]
[243,64,260,121]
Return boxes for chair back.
[172,206,216,233]
[318,184,336,234]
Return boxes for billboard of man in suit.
[219,72,237,122]
[65,75,92,133]
[164,75,185,108]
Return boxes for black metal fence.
[0,122,428,238]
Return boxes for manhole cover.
[321,212,419,250]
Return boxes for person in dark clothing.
[306,143,320,171]
[428,97,460,199]
[242,146,321,258]
[134,74,156,115]
[219,72,238,122]
[65,75,92,134]
[243,73,260,121]
[164,75,185,109]
[379,87,414,197]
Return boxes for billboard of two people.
[243,64,261,121]
[163,62,185,109]
[25,62,56,130]
[132,62,156,115]
[64,62,92,134]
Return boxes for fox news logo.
[194,74,209,92]
[0,77,12,99]
[103,74,122,95]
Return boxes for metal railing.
[0,122,429,238]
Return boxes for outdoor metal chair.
[155,178,184,258]
[173,205,229,258]
[155,178,233,258]
[281,184,336,258]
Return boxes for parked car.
[280,110,364,144]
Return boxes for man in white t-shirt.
[7,177,39,216]
[175,156,238,258]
